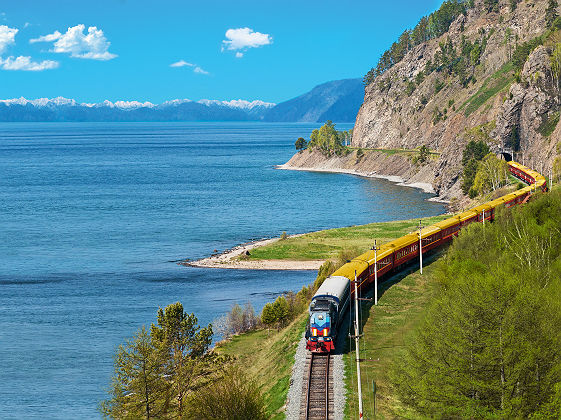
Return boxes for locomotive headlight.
[323,328,329,337]
[312,328,318,337]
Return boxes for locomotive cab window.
[310,299,330,312]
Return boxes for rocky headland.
[283,0,561,203]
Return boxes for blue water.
[0,122,445,418]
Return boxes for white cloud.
[170,59,209,75]
[193,66,208,75]
[0,56,59,71]
[30,24,117,60]
[170,60,194,68]
[0,25,18,54]
[30,31,61,43]
[222,27,272,56]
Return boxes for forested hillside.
[392,188,561,417]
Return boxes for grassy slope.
[248,214,451,261]
[343,253,441,419]
[215,314,307,420]
[460,62,515,117]
[215,214,451,418]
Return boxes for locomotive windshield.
[310,299,330,312]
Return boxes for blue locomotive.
[305,275,350,353]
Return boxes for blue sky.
[0,0,444,103]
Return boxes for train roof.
[459,209,478,221]
[487,196,506,208]
[470,203,492,213]
[432,216,460,230]
[387,233,418,250]
[420,225,441,238]
[365,246,394,265]
[313,275,350,302]
[333,257,369,280]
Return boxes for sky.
[0,0,445,104]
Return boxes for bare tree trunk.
[143,361,151,419]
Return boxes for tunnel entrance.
[501,152,512,161]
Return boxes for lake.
[0,122,445,418]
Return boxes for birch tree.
[393,194,561,417]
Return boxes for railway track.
[301,353,333,420]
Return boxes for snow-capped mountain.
[0,78,363,123]
[0,96,276,122]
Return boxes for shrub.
[356,148,364,161]
[187,366,268,420]
[218,303,261,339]
[434,78,445,93]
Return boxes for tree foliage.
[307,121,351,157]
[412,145,431,165]
[546,0,560,28]
[295,137,307,152]
[551,43,561,93]
[150,302,216,417]
[393,190,561,417]
[100,327,170,419]
[364,0,470,85]
[471,153,509,196]
[461,139,490,195]
[101,302,226,419]
[483,0,499,12]
[215,303,261,339]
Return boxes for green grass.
[346,147,440,157]
[343,253,441,419]
[215,314,307,419]
[460,62,515,117]
[248,214,451,261]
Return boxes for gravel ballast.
[284,332,346,420]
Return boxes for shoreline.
[178,236,324,271]
[179,161,449,271]
[276,163,441,196]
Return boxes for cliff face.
[353,0,560,199]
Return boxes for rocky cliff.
[351,0,560,200]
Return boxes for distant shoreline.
[180,159,448,271]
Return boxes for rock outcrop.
[349,0,560,199]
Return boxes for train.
[305,161,547,353]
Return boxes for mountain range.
[0,78,363,123]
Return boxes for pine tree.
[99,327,170,419]
[546,0,559,28]
[150,302,216,418]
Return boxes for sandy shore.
[276,164,436,194]
[178,236,324,271]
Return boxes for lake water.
[0,122,445,418]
